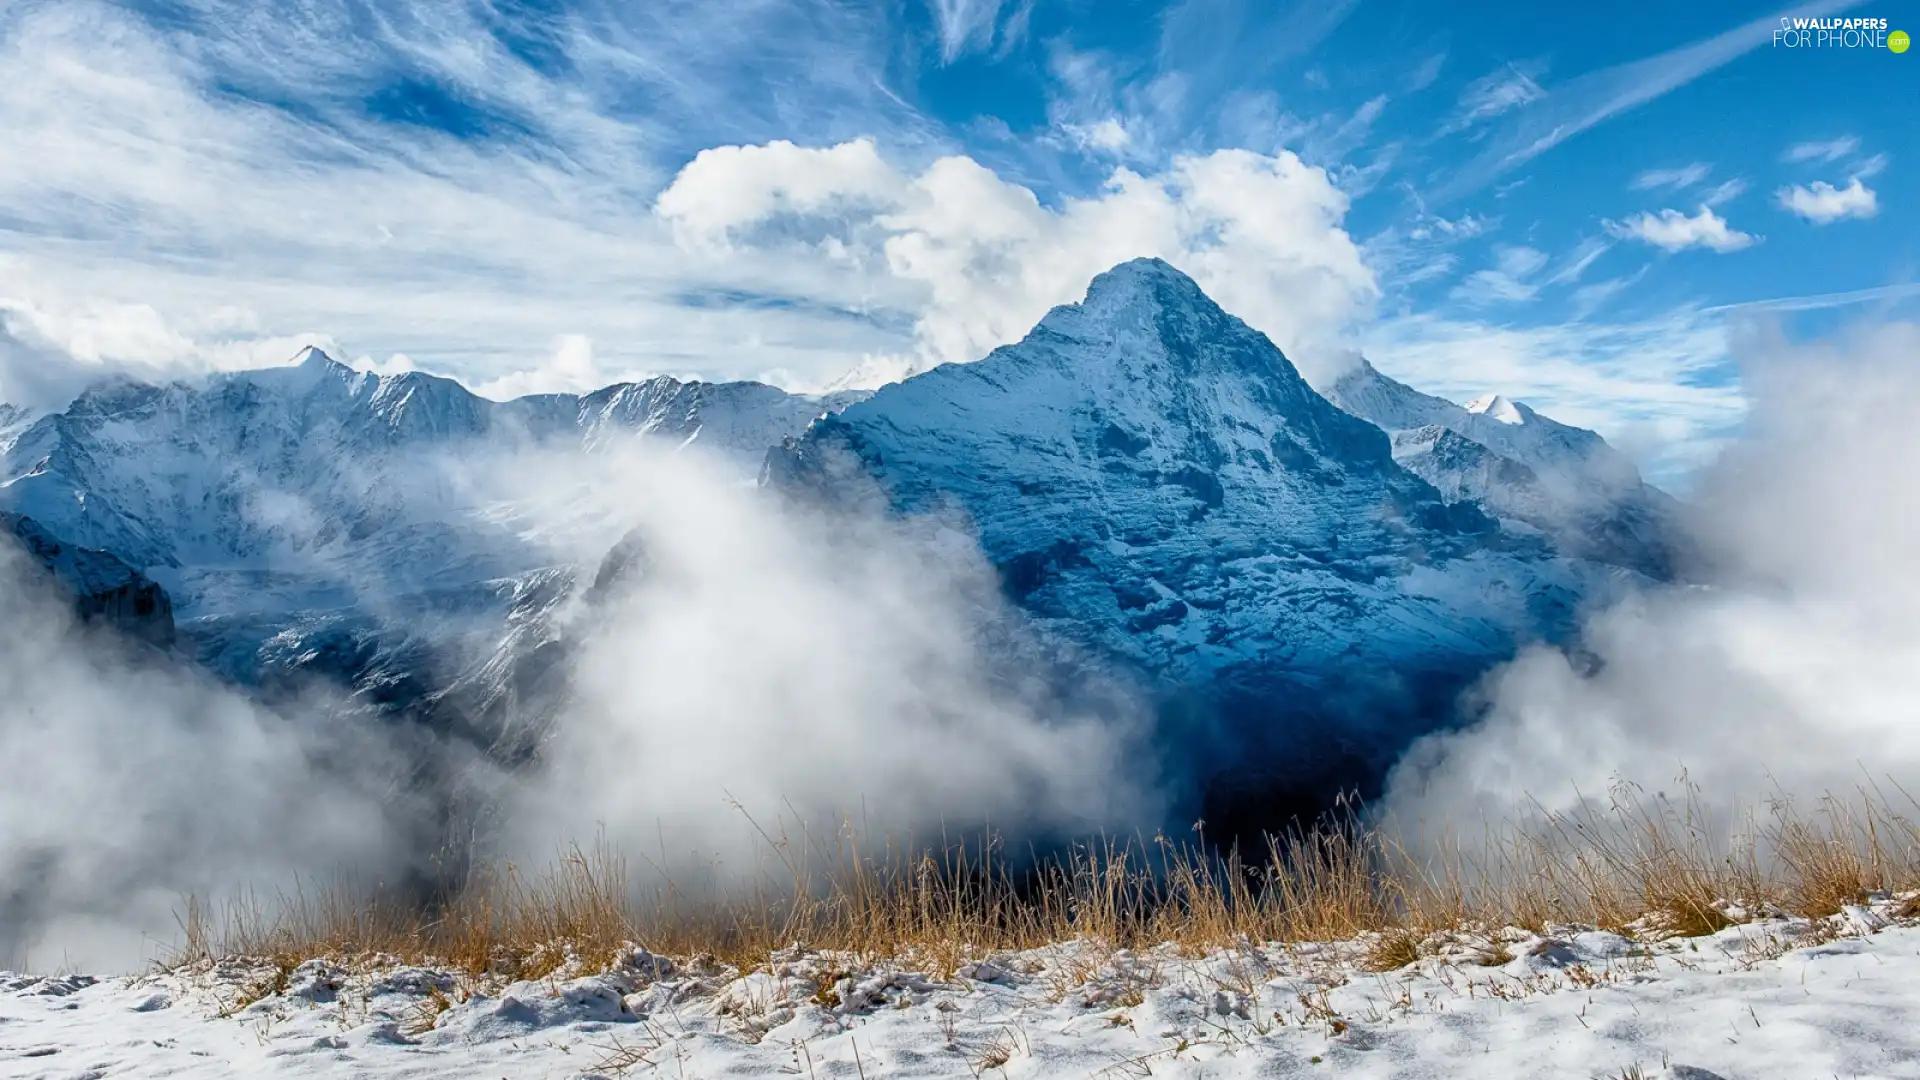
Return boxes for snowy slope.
[6,912,1916,1078]
[1326,359,1682,577]
[768,259,1637,824]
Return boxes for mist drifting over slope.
[1383,321,1920,829]
[0,548,439,972]
[503,443,1163,874]
[0,439,1161,971]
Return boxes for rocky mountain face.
[1325,359,1683,578]
[1,511,175,647]
[767,259,1644,834]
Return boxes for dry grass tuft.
[1362,929,1421,972]
[163,780,1920,986]
[1471,943,1514,967]
[400,985,453,1037]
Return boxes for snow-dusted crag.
[0,402,33,452]
[0,511,175,647]
[768,259,1640,827]
[1326,359,1682,578]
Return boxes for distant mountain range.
[0,354,864,770]
[0,350,864,597]
[1325,358,1683,579]
[1,258,1678,840]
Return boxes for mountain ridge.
[0,348,860,595]
[3,260,1677,841]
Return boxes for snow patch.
[7,911,1918,1077]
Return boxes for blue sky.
[0,0,1914,481]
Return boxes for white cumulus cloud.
[655,140,1379,385]
[1776,177,1878,224]
[1605,206,1758,253]
[655,139,907,248]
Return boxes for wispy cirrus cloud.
[1630,163,1710,191]
[1449,245,1548,306]
[1040,0,1361,169]
[1434,0,1866,201]
[1783,135,1859,164]
[1545,237,1614,285]
[1852,153,1889,179]
[1702,282,1920,314]
[1445,62,1546,132]
[0,0,941,404]
[1699,178,1748,207]
[1405,52,1447,92]
[924,0,1032,62]
[1569,266,1650,318]
[1157,0,1360,87]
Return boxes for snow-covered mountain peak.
[293,344,340,371]
[1032,258,1308,389]
[792,257,1406,529]
[218,345,365,402]
[1465,393,1527,425]
[1072,256,1214,315]
[773,267,1524,654]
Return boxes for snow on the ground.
[5,908,1918,1079]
